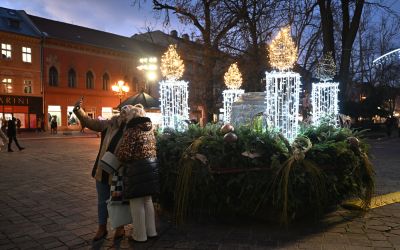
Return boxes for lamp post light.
[112,80,130,104]
[137,57,158,94]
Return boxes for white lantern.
[265,71,301,142]
[311,82,339,126]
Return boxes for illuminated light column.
[222,62,244,123]
[159,44,189,131]
[311,52,339,126]
[265,27,301,142]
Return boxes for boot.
[93,224,108,241]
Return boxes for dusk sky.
[2,0,400,42]
[1,0,187,37]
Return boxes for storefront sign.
[0,95,30,106]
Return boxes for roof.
[118,90,160,109]
[131,30,200,48]
[0,8,41,37]
[28,14,162,55]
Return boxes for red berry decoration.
[223,132,238,143]
[220,123,234,134]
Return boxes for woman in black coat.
[116,104,159,242]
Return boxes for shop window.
[22,47,31,63]
[48,105,61,127]
[68,69,76,88]
[86,71,94,89]
[49,66,58,86]
[67,106,78,126]
[1,43,11,59]
[2,78,12,93]
[23,80,32,93]
[102,73,109,90]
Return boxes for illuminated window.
[23,80,32,93]
[2,78,13,93]
[49,66,58,86]
[102,73,109,90]
[68,69,76,88]
[22,47,31,63]
[1,43,12,59]
[86,71,94,89]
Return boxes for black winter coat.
[123,158,159,199]
[117,117,159,199]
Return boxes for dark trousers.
[8,136,22,151]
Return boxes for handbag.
[99,125,124,173]
[99,151,120,174]
[107,172,132,229]
[107,202,131,229]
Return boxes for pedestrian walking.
[385,116,395,137]
[116,104,159,243]
[0,127,7,151]
[73,98,133,242]
[36,117,42,132]
[7,116,24,152]
[50,116,58,134]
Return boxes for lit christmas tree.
[160,44,185,81]
[316,52,336,82]
[222,62,244,123]
[268,27,298,71]
[159,44,189,131]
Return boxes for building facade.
[0,8,42,130]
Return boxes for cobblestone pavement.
[0,134,399,249]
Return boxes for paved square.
[0,135,399,249]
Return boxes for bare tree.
[138,0,244,122]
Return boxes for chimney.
[170,30,178,37]
[182,34,190,41]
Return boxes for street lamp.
[137,57,158,94]
[112,80,130,104]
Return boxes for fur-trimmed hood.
[126,117,152,131]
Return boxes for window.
[49,66,58,86]
[68,69,76,88]
[23,80,32,93]
[2,78,13,93]
[22,47,31,63]
[86,71,94,89]
[102,73,109,90]
[1,43,11,59]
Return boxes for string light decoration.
[159,44,189,131]
[265,71,301,142]
[311,52,339,126]
[265,26,301,142]
[222,62,244,123]
[222,89,245,123]
[311,82,339,126]
[224,62,243,89]
[160,80,189,131]
[160,44,185,80]
[316,52,336,82]
[268,27,298,71]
